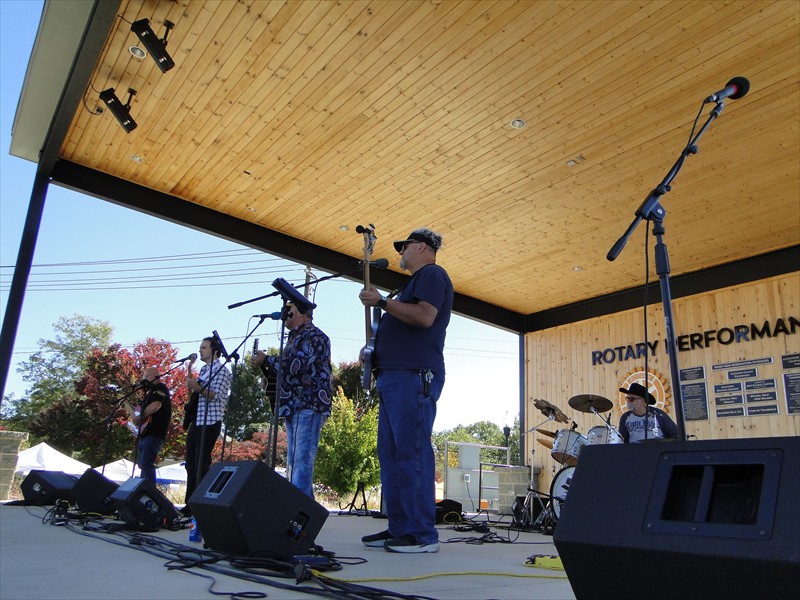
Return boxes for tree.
[29,338,187,466]
[225,359,274,441]
[432,417,520,483]
[2,315,113,427]
[332,360,377,415]
[315,390,380,497]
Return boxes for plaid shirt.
[194,359,232,426]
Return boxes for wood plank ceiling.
[55,0,800,324]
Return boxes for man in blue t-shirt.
[358,227,453,554]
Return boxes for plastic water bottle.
[189,517,201,542]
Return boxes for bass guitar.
[182,354,198,430]
[357,224,380,391]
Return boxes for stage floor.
[0,503,575,600]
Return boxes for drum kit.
[518,395,623,531]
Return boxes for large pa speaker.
[189,461,329,557]
[110,477,180,531]
[553,436,800,599]
[20,470,78,506]
[73,469,119,515]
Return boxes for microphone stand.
[216,317,273,461]
[265,304,291,470]
[607,99,730,443]
[226,263,361,310]
[99,383,148,478]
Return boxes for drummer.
[618,383,678,443]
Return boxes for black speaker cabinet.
[73,469,119,515]
[20,470,78,505]
[110,477,180,530]
[189,461,329,557]
[436,498,463,523]
[553,436,800,599]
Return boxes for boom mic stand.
[607,98,734,443]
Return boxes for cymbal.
[533,398,570,424]
[537,437,553,449]
[568,394,613,413]
[537,429,557,439]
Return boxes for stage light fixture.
[99,87,137,133]
[131,18,175,73]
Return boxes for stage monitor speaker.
[73,469,119,515]
[553,436,800,599]
[110,477,180,530]
[436,498,463,523]
[189,461,329,557]
[21,470,78,506]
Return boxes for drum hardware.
[520,414,562,533]
[533,398,570,424]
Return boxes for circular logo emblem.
[617,369,671,414]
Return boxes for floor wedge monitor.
[189,460,329,557]
[20,470,78,506]
[73,469,119,515]
[110,477,180,530]
[553,436,800,599]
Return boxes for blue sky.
[0,0,520,432]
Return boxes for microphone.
[253,312,283,320]
[212,330,230,360]
[705,76,750,103]
[173,353,197,363]
[363,258,389,269]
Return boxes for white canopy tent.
[15,443,91,476]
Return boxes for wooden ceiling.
[18,0,800,329]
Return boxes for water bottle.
[189,517,202,542]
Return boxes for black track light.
[131,18,175,73]
[100,88,137,133]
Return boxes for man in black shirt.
[134,366,172,482]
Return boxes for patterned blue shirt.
[194,359,232,426]
[266,321,332,417]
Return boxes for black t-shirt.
[141,382,171,440]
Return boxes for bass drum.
[550,466,576,520]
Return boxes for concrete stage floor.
[0,503,576,600]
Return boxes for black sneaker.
[384,535,439,553]
[361,530,392,547]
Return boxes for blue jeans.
[285,409,327,499]
[137,435,164,482]
[376,369,443,545]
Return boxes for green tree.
[226,360,274,441]
[2,315,113,427]
[432,417,520,483]
[315,390,380,497]
[332,360,377,414]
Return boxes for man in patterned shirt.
[184,336,232,509]
[250,305,332,499]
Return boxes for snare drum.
[587,425,623,446]
[550,429,586,466]
[550,466,576,520]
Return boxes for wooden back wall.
[524,272,800,492]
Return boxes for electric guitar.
[121,398,150,438]
[357,224,380,391]
[182,354,198,430]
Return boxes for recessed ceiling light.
[566,154,586,167]
[339,225,349,231]
[130,154,144,163]
[573,265,584,272]
[510,118,526,129]
[129,45,146,59]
